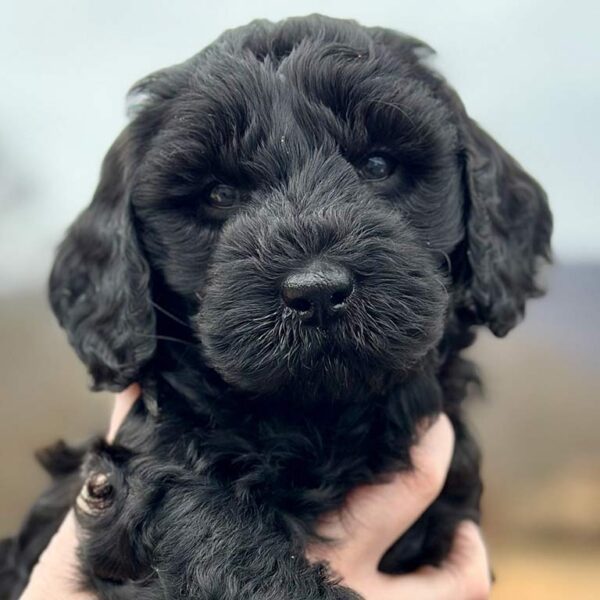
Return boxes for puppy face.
[49,17,551,398]
[132,31,462,398]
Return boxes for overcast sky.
[0,0,598,293]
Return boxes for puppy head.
[49,16,551,399]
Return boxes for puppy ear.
[49,129,155,391]
[367,27,552,336]
[460,119,552,336]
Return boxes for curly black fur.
[1,15,551,599]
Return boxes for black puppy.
[0,15,551,599]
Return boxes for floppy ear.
[460,119,552,336]
[367,26,552,336]
[49,129,155,391]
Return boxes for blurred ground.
[0,263,598,598]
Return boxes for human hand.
[20,384,141,599]
[307,414,491,599]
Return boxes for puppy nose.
[281,262,354,326]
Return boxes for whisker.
[432,250,453,275]
[135,333,198,348]
[151,301,193,329]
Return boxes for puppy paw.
[76,472,115,516]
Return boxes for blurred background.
[0,1,598,598]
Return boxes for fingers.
[438,520,491,599]
[20,512,96,599]
[106,383,141,443]
[341,521,490,600]
[308,414,455,574]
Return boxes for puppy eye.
[358,155,397,180]
[207,184,240,209]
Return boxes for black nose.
[281,262,354,326]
